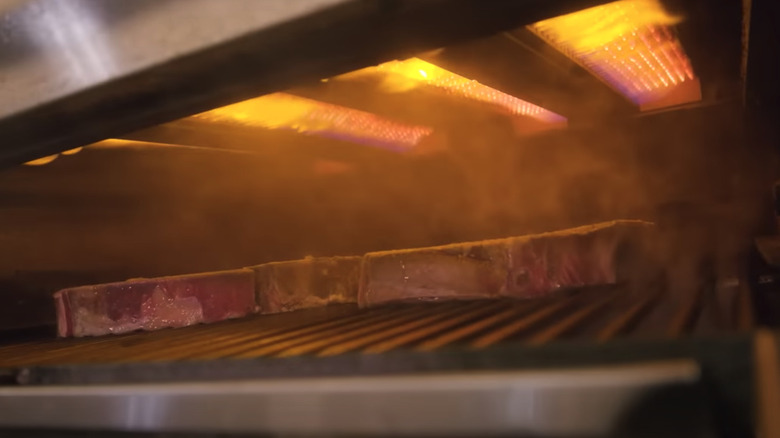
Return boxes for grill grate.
[0,285,752,368]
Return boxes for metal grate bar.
[178,307,392,360]
[1,331,165,367]
[469,296,580,349]
[597,295,658,341]
[362,301,513,354]
[274,304,459,358]
[667,288,704,337]
[0,326,155,356]
[0,307,362,367]
[527,296,614,346]
[415,302,540,352]
[102,325,294,363]
[119,308,357,355]
[119,307,367,362]
[318,301,500,357]
[236,305,446,359]
[25,312,318,366]
[44,317,279,365]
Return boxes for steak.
[359,220,656,307]
[358,241,507,307]
[54,221,657,337]
[54,269,256,337]
[252,256,361,314]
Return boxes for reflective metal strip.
[0,360,700,436]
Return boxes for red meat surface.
[54,269,256,337]
[358,241,507,307]
[252,256,361,314]
[359,220,655,307]
[54,221,656,337]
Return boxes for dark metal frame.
[0,0,605,167]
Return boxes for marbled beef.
[54,221,656,337]
[54,269,256,337]
[359,220,656,307]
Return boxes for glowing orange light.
[24,154,58,166]
[23,146,83,166]
[193,93,433,151]
[529,0,700,109]
[61,147,83,155]
[338,58,566,124]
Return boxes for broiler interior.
[1,1,778,436]
[0,0,771,359]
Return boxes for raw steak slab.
[252,256,362,314]
[359,220,656,307]
[503,220,656,298]
[55,269,256,337]
[358,240,508,307]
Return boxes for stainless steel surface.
[0,360,701,435]
[0,0,607,166]
[0,0,344,119]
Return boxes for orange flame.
[529,0,700,108]
[338,58,566,123]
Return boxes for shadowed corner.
[609,382,735,438]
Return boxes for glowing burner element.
[194,93,433,151]
[340,58,566,124]
[529,0,700,110]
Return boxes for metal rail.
[0,361,703,436]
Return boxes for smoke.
[1,6,777,333]
[3,72,773,283]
